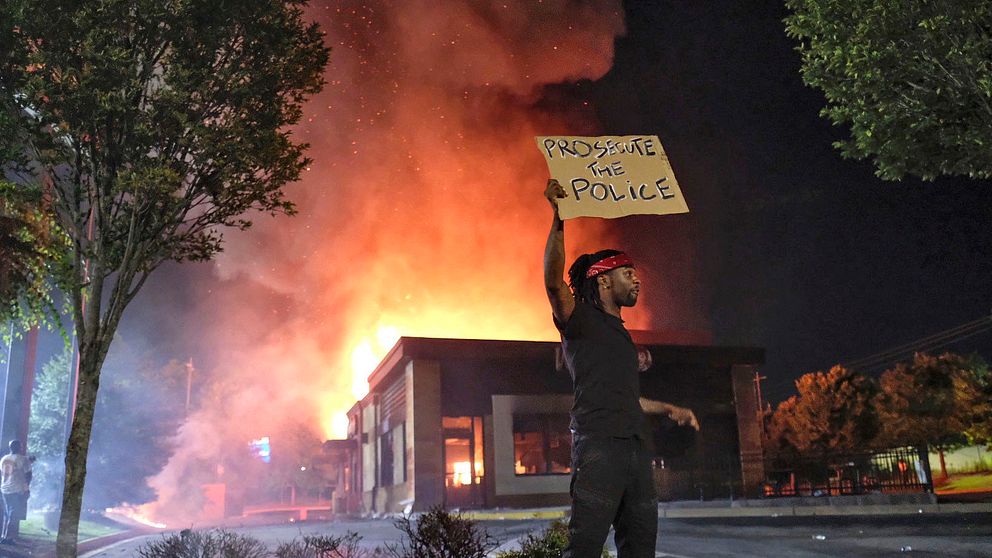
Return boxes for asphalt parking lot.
[652,514,991,557]
[77,512,992,557]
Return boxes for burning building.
[334,335,764,513]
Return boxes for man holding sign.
[543,178,698,557]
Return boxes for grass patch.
[18,511,125,542]
[936,471,992,493]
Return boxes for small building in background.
[336,335,764,513]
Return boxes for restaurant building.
[338,335,764,513]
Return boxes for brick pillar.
[410,359,444,510]
[1,328,38,447]
[730,364,765,498]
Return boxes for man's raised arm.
[544,179,574,324]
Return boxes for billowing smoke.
[141,0,636,524]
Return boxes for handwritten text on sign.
[535,135,689,219]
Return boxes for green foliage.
[0,0,72,336]
[138,529,379,558]
[27,346,72,506]
[137,529,268,558]
[0,180,72,338]
[875,353,985,451]
[963,354,992,448]
[1,0,329,551]
[83,353,187,509]
[383,507,500,558]
[767,350,992,483]
[3,0,330,289]
[937,470,992,491]
[29,347,72,460]
[275,532,377,558]
[496,520,614,558]
[766,365,879,457]
[496,520,568,558]
[27,344,188,509]
[784,0,992,180]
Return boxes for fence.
[762,447,932,497]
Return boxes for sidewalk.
[462,495,992,521]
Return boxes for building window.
[513,414,571,475]
[443,416,485,488]
[379,423,405,486]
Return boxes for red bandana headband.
[585,253,634,278]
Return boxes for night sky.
[592,0,992,401]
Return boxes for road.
[80,513,992,557]
[654,514,991,557]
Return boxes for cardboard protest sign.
[535,135,689,219]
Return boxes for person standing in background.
[1,440,32,545]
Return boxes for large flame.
[142,0,636,524]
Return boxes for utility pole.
[753,370,767,435]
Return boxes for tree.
[84,356,187,509]
[876,352,987,479]
[0,3,71,332]
[962,355,992,448]
[784,0,992,181]
[28,346,72,508]
[0,180,70,333]
[765,365,879,457]
[263,428,326,502]
[30,346,188,510]
[0,1,329,554]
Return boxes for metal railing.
[761,447,932,497]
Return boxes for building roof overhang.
[363,336,764,396]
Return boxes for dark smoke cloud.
[137,0,636,524]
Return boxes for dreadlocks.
[567,249,625,309]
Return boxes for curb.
[463,502,992,521]
[462,508,569,521]
[658,502,992,518]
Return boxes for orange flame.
[106,505,168,529]
[296,1,633,439]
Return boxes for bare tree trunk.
[55,342,104,557]
[938,448,948,481]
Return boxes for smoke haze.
[132,0,658,524]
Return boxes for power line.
[842,314,992,372]
[854,324,992,373]
[761,313,992,404]
[843,315,990,368]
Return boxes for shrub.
[381,506,499,558]
[275,532,376,558]
[137,528,268,558]
[497,520,612,558]
[497,520,569,558]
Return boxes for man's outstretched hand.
[640,398,701,431]
[545,178,566,211]
[668,406,700,431]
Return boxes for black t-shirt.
[555,301,643,437]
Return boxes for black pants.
[563,434,658,558]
